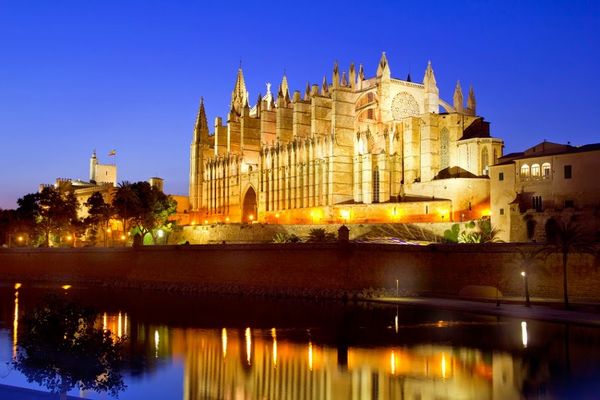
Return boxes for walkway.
[365,296,600,326]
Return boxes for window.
[500,208,504,215]
[531,163,540,177]
[564,165,572,179]
[425,205,429,214]
[372,166,380,203]
[520,164,530,177]
[499,172,504,181]
[542,162,551,178]
[532,196,543,212]
[481,147,489,176]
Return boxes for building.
[189,54,503,224]
[490,141,600,242]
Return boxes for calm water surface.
[1,284,600,399]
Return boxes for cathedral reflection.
[172,328,523,400]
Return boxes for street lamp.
[521,271,530,307]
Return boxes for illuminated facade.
[189,54,503,224]
[490,141,600,242]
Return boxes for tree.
[307,228,336,242]
[112,181,177,244]
[35,187,80,247]
[543,218,597,309]
[13,296,125,400]
[85,191,113,246]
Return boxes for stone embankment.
[1,243,598,302]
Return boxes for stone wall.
[0,243,597,301]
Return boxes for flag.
[108,149,116,156]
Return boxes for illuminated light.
[482,209,492,217]
[275,213,280,219]
[308,340,313,371]
[394,314,398,334]
[221,328,227,358]
[204,219,209,224]
[117,312,122,338]
[521,321,528,348]
[127,232,131,236]
[271,328,278,367]
[66,235,73,241]
[13,290,18,359]
[340,209,350,222]
[17,236,23,242]
[190,220,196,226]
[106,228,112,233]
[245,327,252,365]
[120,235,126,241]
[14,283,21,290]
[248,215,254,222]
[390,351,396,375]
[521,271,526,277]
[61,285,71,290]
[436,320,448,328]
[103,312,107,332]
[154,330,159,358]
[225,217,230,222]
[441,353,447,379]
[157,229,164,238]
[124,313,128,337]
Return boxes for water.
[1,284,600,399]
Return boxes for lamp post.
[521,271,530,307]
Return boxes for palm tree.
[543,218,596,309]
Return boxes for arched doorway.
[242,187,257,223]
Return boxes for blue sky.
[0,0,599,208]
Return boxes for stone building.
[189,54,503,224]
[490,141,600,242]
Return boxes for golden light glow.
[117,312,122,338]
[157,229,164,238]
[245,327,252,365]
[107,228,112,233]
[13,290,18,359]
[17,236,23,242]
[103,312,107,332]
[124,313,128,337]
[154,330,160,358]
[441,353,447,379]
[521,321,528,348]
[390,350,396,375]
[221,328,227,358]
[438,209,449,220]
[14,283,22,290]
[308,340,313,371]
[120,235,126,241]
[190,220,196,226]
[271,328,278,367]
[225,217,230,222]
[521,271,526,277]
[248,215,254,221]
[61,285,71,290]
[390,207,400,219]
[340,209,350,221]
[482,209,492,217]
[309,209,322,222]
[394,314,399,334]
[66,235,73,241]
[204,219,209,224]
[275,213,280,219]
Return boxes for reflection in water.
[154,330,160,359]
[174,328,522,400]
[12,289,18,359]
[521,321,528,348]
[222,328,228,358]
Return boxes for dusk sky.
[1,0,598,209]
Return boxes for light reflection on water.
[2,286,600,399]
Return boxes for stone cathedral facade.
[189,53,503,224]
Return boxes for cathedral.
[189,53,503,224]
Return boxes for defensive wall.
[0,243,597,302]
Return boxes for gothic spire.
[358,64,365,81]
[341,71,348,87]
[332,61,340,88]
[230,66,248,115]
[321,75,329,95]
[423,61,439,94]
[280,73,290,99]
[349,63,356,88]
[467,85,476,115]
[304,81,311,100]
[376,52,390,79]
[193,97,209,143]
[453,81,464,113]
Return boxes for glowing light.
[308,340,314,371]
[441,353,447,379]
[245,327,252,365]
[106,228,112,233]
[225,217,230,222]
[394,314,398,334]
[221,328,227,358]
[14,283,21,290]
[13,290,18,359]
[124,313,128,337]
[271,328,278,367]
[521,321,528,348]
[275,213,280,219]
[66,235,73,241]
[120,235,126,241]
[154,330,159,358]
[438,209,449,220]
[340,209,350,221]
[190,220,196,226]
[17,236,23,242]
[157,229,164,238]
[521,271,526,277]
[61,285,71,290]
[309,209,322,222]
[390,351,396,375]
[482,209,492,217]
[117,312,122,338]
[204,219,209,224]
[248,215,254,222]
[103,312,107,332]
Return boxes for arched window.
[520,164,530,178]
[440,128,449,170]
[493,149,499,164]
[481,147,489,176]
[372,166,380,203]
[531,164,540,177]
[542,162,551,178]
